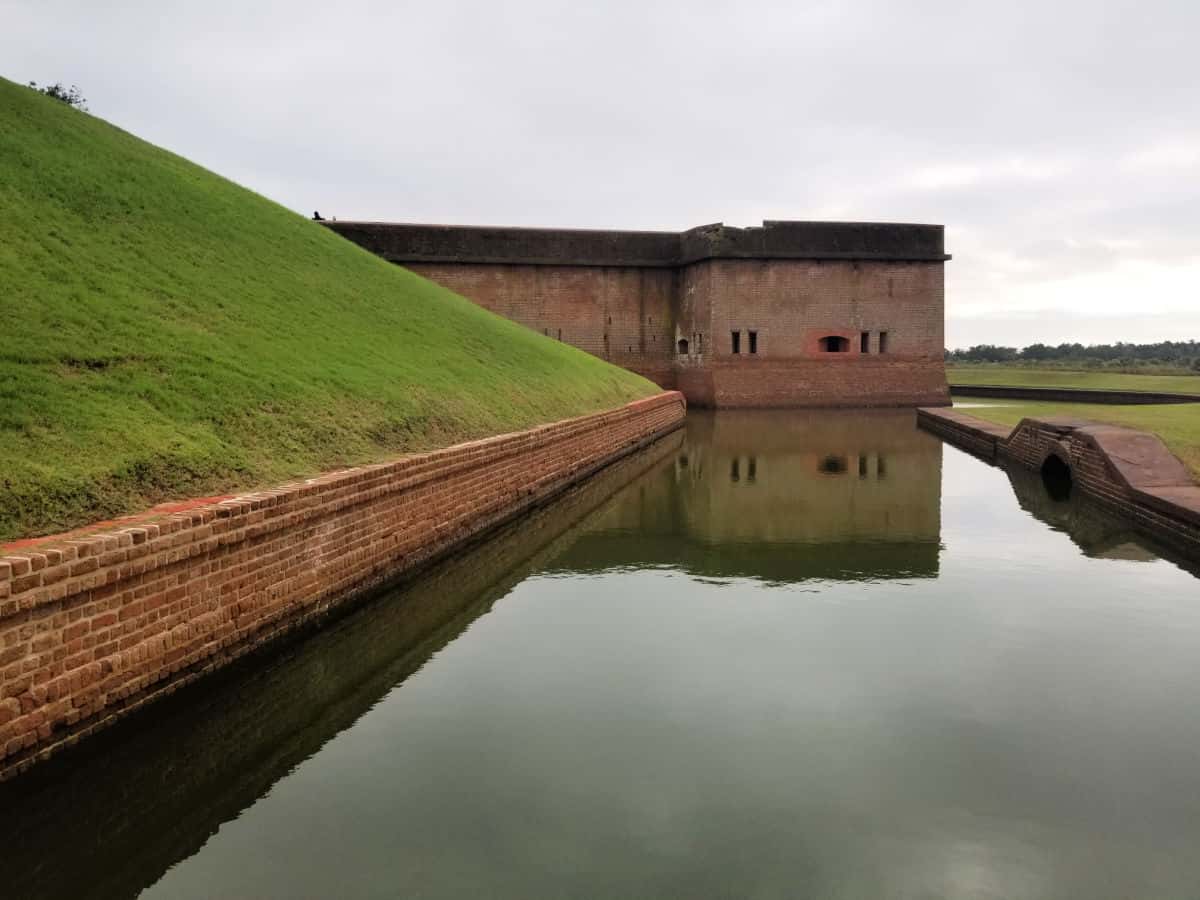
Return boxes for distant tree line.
[946,341,1200,372]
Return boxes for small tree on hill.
[28,81,87,111]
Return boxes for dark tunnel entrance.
[1041,453,1073,501]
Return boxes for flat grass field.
[958,400,1200,478]
[947,365,1200,395]
[0,79,658,541]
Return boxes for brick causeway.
[918,407,1200,561]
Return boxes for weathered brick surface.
[0,392,685,779]
[331,221,952,408]
[918,408,1200,560]
[408,262,680,389]
[406,258,948,407]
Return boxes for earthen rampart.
[0,392,686,779]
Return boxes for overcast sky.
[5,0,1198,348]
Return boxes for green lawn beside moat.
[957,400,1200,479]
[0,78,658,541]
[947,365,1200,395]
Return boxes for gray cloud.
[4,0,1198,346]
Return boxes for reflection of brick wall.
[0,393,686,779]
[677,409,943,544]
[330,221,951,408]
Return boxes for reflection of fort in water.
[547,410,945,583]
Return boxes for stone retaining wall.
[0,392,686,779]
[918,408,1200,560]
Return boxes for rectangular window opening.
[748,331,758,354]
[731,330,741,354]
[879,331,889,353]
[860,331,870,353]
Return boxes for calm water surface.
[3,410,1200,899]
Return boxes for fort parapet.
[326,220,952,408]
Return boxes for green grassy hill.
[0,78,658,541]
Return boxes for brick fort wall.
[328,219,952,408]
[406,263,679,388]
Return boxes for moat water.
[3,410,1200,900]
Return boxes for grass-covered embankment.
[947,365,1200,395]
[0,78,659,541]
[958,400,1200,478]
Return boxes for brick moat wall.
[328,220,952,409]
[0,430,686,900]
[0,392,686,779]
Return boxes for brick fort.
[326,219,951,408]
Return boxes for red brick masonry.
[0,392,686,780]
[327,220,951,409]
[918,407,1200,561]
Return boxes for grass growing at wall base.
[947,366,1200,395]
[957,400,1200,479]
[0,78,659,541]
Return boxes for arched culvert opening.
[1041,453,1073,501]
